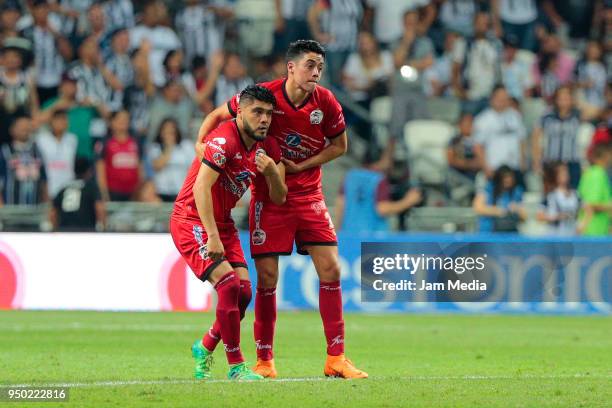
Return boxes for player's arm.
[282,131,348,173]
[256,154,287,205]
[195,103,233,159]
[192,162,224,260]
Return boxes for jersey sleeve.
[323,92,346,139]
[202,133,233,172]
[227,93,240,117]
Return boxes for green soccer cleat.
[227,362,264,381]
[191,340,214,380]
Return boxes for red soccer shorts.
[170,216,248,281]
[248,195,338,258]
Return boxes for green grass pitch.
[0,311,610,407]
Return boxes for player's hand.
[281,158,303,174]
[256,153,277,177]
[206,235,225,261]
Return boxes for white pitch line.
[1,374,610,388]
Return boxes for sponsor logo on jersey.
[285,134,302,147]
[192,225,209,260]
[213,137,226,145]
[235,171,251,182]
[206,141,225,153]
[212,152,226,167]
[273,109,285,115]
[234,153,243,160]
[310,109,323,125]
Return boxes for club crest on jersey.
[310,109,323,125]
[212,152,226,166]
[252,229,266,245]
[285,133,301,147]
[235,171,250,182]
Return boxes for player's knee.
[256,266,279,288]
[318,261,341,282]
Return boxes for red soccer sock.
[254,287,276,361]
[202,279,252,352]
[319,280,345,356]
[213,272,243,365]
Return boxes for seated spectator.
[447,113,482,180]
[532,86,583,188]
[147,118,194,202]
[423,31,457,97]
[537,162,580,235]
[473,86,527,181]
[342,31,393,142]
[36,109,77,199]
[129,0,181,87]
[213,53,254,107]
[501,34,533,101]
[49,157,106,231]
[473,165,526,232]
[451,10,502,115]
[531,33,575,102]
[0,115,48,206]
[40,71,102,160]
[0,42,38,146]
[96,110,143,201]
[147,79,194,143]
[577,143,611,236]
[335,152,422,233]
[575,40,607,118]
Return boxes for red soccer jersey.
[100,136,140,195]
[228,78,345,201]
[173,120,280,227]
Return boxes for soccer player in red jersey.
[171,85,286,380]
[195,40,368,379]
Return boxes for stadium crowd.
[0,0,610,235]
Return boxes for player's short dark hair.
[52,109,68,118]
[286,39,325,62]
[74,157,92,178]
[239,85,276,108]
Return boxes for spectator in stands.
[96,110,143,201]
[147,118,194,202]
[0,1,23,44]
[575,40,607,119]
[588,106,611,163]
[389,9,435,144]
[213,53,253,107]
[187,53,223,114]
[451,10,502,115]
[0,42,38,146]
[308,0,363,87]
[537,162,579,235]
[531,33,575,102]
[473,85,527,182]
[342,31,394,142]
[102,0,135,32]
[0,115,48,206]
[21,0,73,105]
[335,151,422,233]
[105,27,133,112]
[123,44,155,139]
[40,71,102,161]
[577,143,611,236]
[67,35,120,109]
[423,30,457,97]
[473,164,526,232]
[36,109,77,199]
[532,86,584,189]
[501,34,533,101]
[147,78,194,143]
[129,0,181,87]
[50,157,106,231]
[273,0,313,54]
[541,0,599,44]
[491,0,538,51]
[432,0,480,41]
[447,113,482,180]
[81,3,108,54]
[175,0,232,64]
[365,0,435,50]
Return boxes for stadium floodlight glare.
[400,65,418,82]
